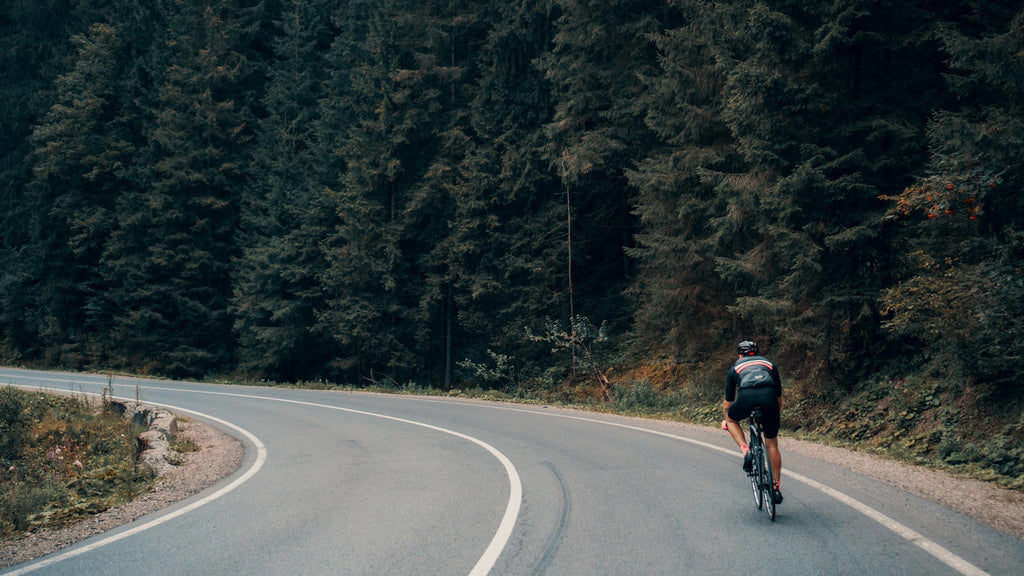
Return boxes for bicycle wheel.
[760,443,776,521]
[749,445,763,510]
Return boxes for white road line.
[787,471,990,576]
[6,373,988,576]
[3,392,267,576]
[137,387,524,576]
[474,403,991,576]
[4,378,522,576]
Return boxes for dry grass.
[0,388,153,539]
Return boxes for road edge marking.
[3,378,523,576]
[475,404,991,576]
[139,389,523,576]
[2,390,267,576]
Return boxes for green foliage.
[0,389,153,539]
[611,380,685,414]
[0,387,28,460]
[879,6,1024,393]
[0,2,1021,442]
[529,315,612,398]
[880,234,1024,388]
[457,350,522,393]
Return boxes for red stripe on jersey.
[735,360,773,374]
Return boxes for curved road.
[2,368,1021,575]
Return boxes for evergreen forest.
[2,1,1023,476]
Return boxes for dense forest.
[1,0,1021,429]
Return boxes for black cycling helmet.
[737,340,759,355]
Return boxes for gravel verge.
[779,434,1024,540]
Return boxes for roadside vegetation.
[0,387,154,540]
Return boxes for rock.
[149,409,178,436]
[128,406,180,477]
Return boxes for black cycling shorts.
[727,387,780,439]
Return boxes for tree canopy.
[1,0,1020,403]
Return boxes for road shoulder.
[0,416,242,569]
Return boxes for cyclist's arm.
[770,365,782,397]
[724,369,738,402]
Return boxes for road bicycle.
[746,407,777,521]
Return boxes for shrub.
[0,389,153,539]
[612,380,685,414]
[0,387,27,461]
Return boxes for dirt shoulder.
[780,434,1024,540]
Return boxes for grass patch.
[170,435,200,454]
[0,387,154,539]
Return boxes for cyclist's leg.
[725,398,751,449]
[760,394,783,500]
[725,419,746,449]
[727,397,757,473]
[764,436,782,485]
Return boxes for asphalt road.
[2,367,1022,575]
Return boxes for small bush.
[1,479,68,535]
[0,387,27,460]
[170,436,200,454]
[612,380,685,414]
[0,389,153,539]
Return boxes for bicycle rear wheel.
[749,446,763,510]
[760,445,776,521]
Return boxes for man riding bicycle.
[723,340,783,504]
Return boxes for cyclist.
[722,340,784,504]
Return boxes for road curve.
[2,368,1022,576]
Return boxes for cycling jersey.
[725,355,782,402]
[725,355,783,438]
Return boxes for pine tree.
[676,0,940,386]
[23,22,133,365]
[0,0,82,359]
[529,0,670,389]
[101,0,260,376]
[421,0,565,388]
[398,0,489,386]
[540,0,665,326]
[316,0,448,383]
[232,0,335,382]
[880,5,1024,390]
[627,0,736,360]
